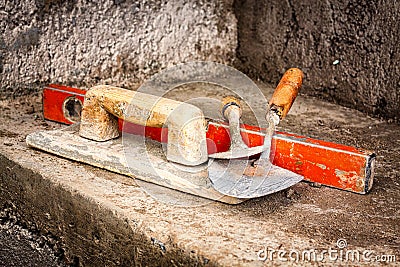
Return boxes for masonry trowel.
[208,68,304,198]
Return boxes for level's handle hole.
[63,96,83,123]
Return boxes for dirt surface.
[0,84,399,266]
[0,217,66,267]
[0,228,59,267]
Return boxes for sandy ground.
[0,82,399,266]
[0,221,65,267]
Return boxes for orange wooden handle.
[269,68,303,119]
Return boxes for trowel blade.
[208,145,265,159]
[207,159,303,198]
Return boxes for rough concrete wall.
[0,0,236,98]
[235,0,400,121]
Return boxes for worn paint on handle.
[269,68,303,119]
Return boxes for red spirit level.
[42,84,375,194]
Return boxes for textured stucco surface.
[1,0,399,121]
[235,0,400,121]
[0,0,236,97]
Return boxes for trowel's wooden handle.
[221,96,242,120]
[79,85,208,166]
[269,68,303,119]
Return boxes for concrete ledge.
[0,85,399,266]
[1,154,210,266]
